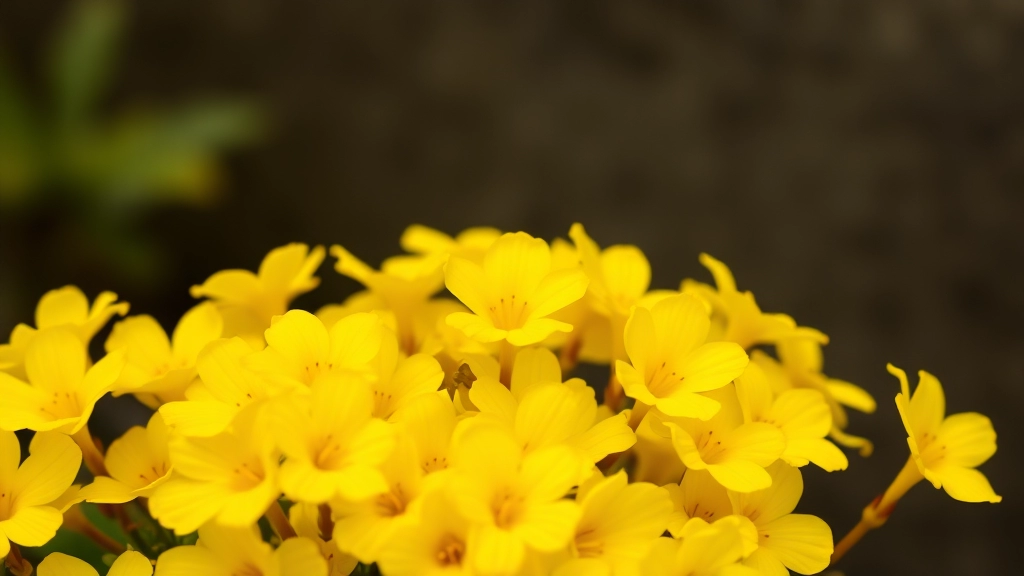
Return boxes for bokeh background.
[1,1,1021,574]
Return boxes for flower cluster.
[0,225,1000,575]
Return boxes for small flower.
[376,488,474,576]
[663,469,734,538]
[0,286,128,380]
[154,523,327,576]
[400,224,502,264]
[616,294,749,420]
[444,231,589,347]
[728,462,833,576]
[38,550,153,576]
[641,520,756,576]
[78,413,173,504]
[369,328,444,420]
[0,431,82,558]
[0,328,125,435]
[890,363,1001,503]
[106,303,223,407]
[190,243,324,347]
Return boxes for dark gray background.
[1,2,1021,574]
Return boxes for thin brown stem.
[265,500,297,540]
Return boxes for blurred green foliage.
[0,0,262,209]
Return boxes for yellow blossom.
[331,244,446,353]
[555,470,672,576]
[248,310,382,388]
[78,412,173,504]
[727,462,833,576]
[105,303,223,407]
[0,431,82,558]
[148,407,280,534]
[38,550,153,576]
[389,391,459,475]
[376,488,474,576]
[734,363,848,472]
[681,254,826,350]
[401,224,502,264]
[0,328,125,436]
[890,364,1001,503]
[616,294,748,420]
[662,385,786,493]
[444,231,589,348]
[369,328,444,420]
[159,337,282,438]
[447,423,582,575]
[190,243,325,347]
[663,470,734,538]
[289,502,358,576]
[269,375,396,504]
[0,286,129,380]
[641,520,757,576]
[153,523,327,576]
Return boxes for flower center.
[493,490,524,529]
[488,294,530,330]
[436,534,466,566]
[375,484,408,517]
[574,527,604,558]
[646,361,685,397]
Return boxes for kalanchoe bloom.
[642,520,757,576]
[78,412,173,504]
[663,469,735,538]
[269,375,396,504]
[555,470,673,576]
[444,231,589,348]
[153,523,327,576]
[190,243,325,347]
[368,328,445,420]
[0,328,125,436]
[734,363,848,472]
[728,462,833,576]
[663,385,786,493]
[400,224,502,265]
[0,431,82,558]
[38,550,153,576]
[889,364,1001,503]
[148,406,280,534]
[106,302,223,407]
[0,286,129,380]
[376,488,474,576]
[681,253,826,350]
[330,244,446,354]
[248,310,382,388]
[616,294,749,420]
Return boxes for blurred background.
[1,1,1021,574]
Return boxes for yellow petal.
[936,412,997,469]
[13,431,81,508]
[698,254,737,293]
[758,513,833,574]
[519,446,583,502]
[616,361,657,406]
[190,269,262,304]
[510,347,562,400]
[0,430,19,478]
[770,390,831,439]
[783,438,848,472]
[276,537,329,576]
[506,319,573,347]
[824,379,876,413]
[171,303,223,363]
[929,464,1001,503]
[152,545,222,576]
[514,499,580,551]
[654,392,721,421]
[259,243,325,298]
[468,378,518,426]
[729,461,802,525]
[78,476,135,504]
[265,310,330,370]
[525,268,589,321]
[25,328,87,392]
[446,312,507,343]
[105,316,172,380]
[568,411,636,464]
[678,342,749,393]
[0,505,63,546]
[194,337,267,407]
[148,479,233,534]
[36,287,90,328]
[734,363,773,422]
[108,550,155,576]
[0,375,54,431]
[159,400,238,438]
[601,245,651,306]
[483,232,551,299]
[328,312,383,369]
[470,524,525,576]
[623,306,656,373]
[706,459,773,493]
[651,295,710,360]
[515,384,593,453]
[37,552,99,576]
[444,256,493,317]
[742,547,789,576]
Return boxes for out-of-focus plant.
[0,0,261,210]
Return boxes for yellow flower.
[616,294,748,420]
[444,231,589,348]
[728,462,833,576]
[641,520,756,576]
[148,407,280,534]
[761,337,876,456]
[400,224,502,264]
[734,363,848,472]
[0,328,125,435]
[105,303,223,407]
[269,375,396,504]
[289,502,358,576]
[389,391,459,474]
[0,431,82,558]
[468,347,635,475]
[38,550,153,576]
[555,470,672,576]
[190,243,325,347]
[159,337,281,438]
[890,364,1001,503]
[663,385,786,493]
[681,254,826,350]
[331,244,445,354]
[78,413,173,504]
[447,423,582,575]
[369,328,444,420]
[376,488,474,576]
[153,523,327,576]
[663,469,734,538]
[0,286,129,380]
[248,310,382,389]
